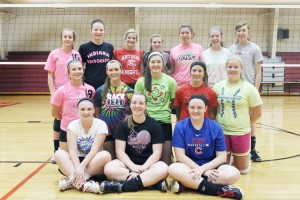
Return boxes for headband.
[148,51,164,61]
[77,97,94,107]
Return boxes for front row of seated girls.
[55,93,242,199]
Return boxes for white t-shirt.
[67,118,108,157]
[201,47,232,87]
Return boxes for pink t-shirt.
[44,48,82,90]
[170,43,203,88]
[51,82,95,131]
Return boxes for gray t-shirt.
[229,42,263,84]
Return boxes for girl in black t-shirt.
[78,19,114,90]
[99,92,168,194]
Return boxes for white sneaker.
[59,178,73,191]
[170,181,182,193]
[82,180,100,194]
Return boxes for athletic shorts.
[127,83,135,90]
[225,132,250,155]
[53,118,61,132]
[159,122,172,141]
[59,129,67,142]
[104,135,114,142]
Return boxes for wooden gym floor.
[0,95,300,200]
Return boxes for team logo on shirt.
[195,147,202,155]
[147,84,166,104]
[105,93,126,108]
[78,136,94,154]
[177,51,196,61]
[128,130,151,153]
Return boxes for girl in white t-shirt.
[55,98,111,194]
[201,26,232,87]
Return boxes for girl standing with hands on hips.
[94,60,133,159]
[99,92,168,194]
[51,60,95,151]
[55,98,111,194]
[135,51,177,165]
[228,21,264,162]
[170,24,203,88]
[113,29,143,89]
[44,28,81,163]
[79,19,114,90]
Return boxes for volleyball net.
[0,4,299,58]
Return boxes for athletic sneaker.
[82,180,100,194]
[99,181,123,194]
[250,149,262,162]
[50,155,56,164]
[150,180,168,192]
[59,178,73,191]
[170,181,184,194]
[217,185,243,200]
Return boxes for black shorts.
[104,135,115,142]
[127,83,135,90]
[159,122,172,141]
[53,118,61,132]
[59,129,67,142]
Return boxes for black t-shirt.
[114,116,165,165]
[79,41,114,90]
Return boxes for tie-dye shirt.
[94,83,133,137]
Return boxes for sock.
[197,179,221,196]
[54,140,59,152]
[251,136,256,150]
[122,175,144,192]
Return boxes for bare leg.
[86,150,111,176]
[168,162,202,189]
[103,141,116,160]
[104,160,168,187]
[54,150,75,177]
[161,141,172,165]
[233,154,251,174]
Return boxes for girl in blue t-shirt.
[168,94,242,200]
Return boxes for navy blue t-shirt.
[79,41,114,90]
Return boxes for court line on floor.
[0,157,50,200]
[0,161,50,164]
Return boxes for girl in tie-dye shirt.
[94,60,133,159]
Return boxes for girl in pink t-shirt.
[113,29,143,89]
[44,28,82,163]
[170,24,203,88]
[51,60,95,152]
